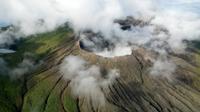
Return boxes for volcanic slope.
[21,31,200,112]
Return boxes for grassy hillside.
[3,25,72,67]
[0,25,73,112]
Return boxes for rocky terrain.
[21,33,200,112]
[0,18,200,112]
[1,0,200,112]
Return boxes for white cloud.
[0,0,68,35]
[0,0,200,78]
[10,58,35,78]
[0,57,39,78]
[60,55,119,106]
[0,0,199,48]
[150,57,176,79]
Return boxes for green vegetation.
[22,75,61,112]
[0,76,21,112]
[0,25,72,112]
[192,53,200,91]
[188,40,200,91]
[3,25,72,67]
[0,99,16,112]
[63,91,78,112]
[43,80,72,112]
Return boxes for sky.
[158,0,200,13]
[0,21,9,27]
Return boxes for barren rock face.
[22,34,200,112]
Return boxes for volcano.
[1,1,200,112]
[0,15,200,112]
[20,30,200,112]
